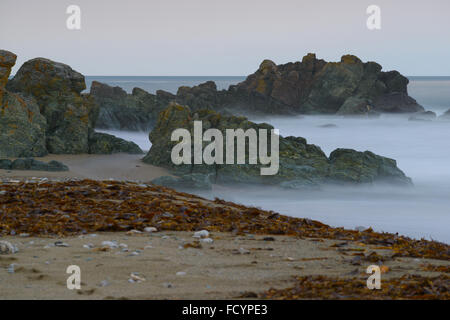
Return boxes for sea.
[85,76,450,243]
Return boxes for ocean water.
[91,76,450,243]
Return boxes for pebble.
[0,240,19,254]
[83,243,94,249]
[54,241,69,247]
[239,248,250,255]
[99,280,110,287]
[144,227,158,233]
[101,241,118,249]
[176,271,187,276]
[163,282,173,288]
[193,230,209,239]
[126,229,142,235]
[7,264,16,273]
[200,238,214,244]
[19,233,30,237]
[130,273,146,282]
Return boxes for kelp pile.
[0,180,448,262]
[261,274,450,300]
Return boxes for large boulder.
[90,81,174,131]
[7,58,98,154]
[143,103,412,188]
[0,50,47,158]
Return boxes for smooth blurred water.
[93,76,450,243]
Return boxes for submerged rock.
[438,109,450,120]
[143,103,412,187]
[151,173,213,190]
[408,111,437,121]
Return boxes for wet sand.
[1,231,448,300]
[0,154,169,182]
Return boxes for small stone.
[239,248,250,255]
[126,229,142,235]
[19,233,30,238]
[54,241,69,247]
[200,238,214,244]
[0,240,18,254]
[193,230,209,239]
[83,243,94,249]
[176,271,187,276]
[101,241,118,249]
[130,273,146,282]
[99,280,110,287]
[119,243,128,249]
[144,245,153,249]
[163,282,173,288]
[144,227,158,233]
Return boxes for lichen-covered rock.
[7,58,98,154]
[0,50,48,158]
[90,81,174,131]
[88,132,143,154]
[144,103,412,187]
[328,149,412,185]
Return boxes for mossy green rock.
[144,103,412,187]
[88,132,143,154]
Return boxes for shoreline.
[0,179,449,299]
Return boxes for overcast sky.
[1,0,449,76]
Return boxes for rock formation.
[0,50,47,158]
[91,54,423,131]
[90,81,174,131]
[1,50,143,156]
[439,108,450,120]
[145,103,412,189]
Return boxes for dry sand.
[0,154,169,182]
[0,231,447,300]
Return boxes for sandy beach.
[0,154,168,182]
[1,231,448,300]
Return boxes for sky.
[1,0,450,76]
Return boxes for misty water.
[94,77,450,243]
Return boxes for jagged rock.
[7,57,98,154]
[7,158,69,171]
[91,54,422,131]
[0,50,48,158]
[88,132,143,154]
[90,81,174,131]
[408,111,437,122]
[143,103,412,187]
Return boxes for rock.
[0,240,18,254]
[88,132,143,154]
[7,57,98,154]
[151,173,213,190]
[193,230,210,239]
[144,103,412,187]
[200,238,214,244]
[0,159,12,169]
[144,227,158,233]
[239,248,250,255]
[87,54,421,131]
[328,149,412,185]
[4,53,139,155]
[439,109,450,120]
[54,241,69,247]
[1,53,47,158]
[176,271,187,276]
[373,92,423,113]
[409,111,437,121]
[6,158,69,171]
[129,273,146,282]
[101,241,118,249]
[90,81,174,131]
